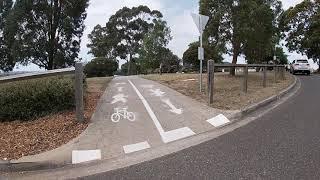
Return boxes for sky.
[13,0,318,72]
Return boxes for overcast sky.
[14,0,318,71]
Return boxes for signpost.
[191,13,209,92]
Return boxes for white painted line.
[72,150,101,164]
[207,114,230,127]
[123,141,151,154]
[128,80,195,143]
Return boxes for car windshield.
[297,60,308,63]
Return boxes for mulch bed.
[0,86,105,161]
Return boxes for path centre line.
[128,80,195,143]
[128,80,165,134]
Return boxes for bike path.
[14,76,236,165]
[72,76,236,163]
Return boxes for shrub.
[84,57,118,77]
[0,76,75,121]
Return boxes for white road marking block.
[72,150,101,164]
[207,114,230,127]
[128,80,196,143]
[162,127,195,143]
[123,141,151,154]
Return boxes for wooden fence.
[0,63,84,122]
[207,60,286,104]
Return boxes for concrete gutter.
[235,74,299,119]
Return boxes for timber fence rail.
[207,60,286,105]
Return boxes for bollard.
[75,63,84,122]
[207,60,214,105]
[263,66,267,88]
[241,65,248,93]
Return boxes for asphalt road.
[80,75,320,180]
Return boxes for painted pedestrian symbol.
[150,89,165,97]
[111,94,128,104]
[111,108,135,123]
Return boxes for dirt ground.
[0,77,112,160]
[143,72,294,110]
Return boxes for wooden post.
[75,63,84,122]
[263,66,267,88]
[281,66,285,80]
[207,60,214,105]
[241,65,248,93]
[274,65,278,83]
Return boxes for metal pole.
[263,66,267,88]
[241,65,248,93]
[207,60,214,105]
[75,63,84,122]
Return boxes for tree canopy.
[0,0,14,71]
[2,0,89,70]
[183,41,223,70]
[280,0,320,70]
[87,5,163,75]
[137,20,173,73]
[199,0,283,74]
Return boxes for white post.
[199,16,203,92]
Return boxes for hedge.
[0,76,75,121]
[85,57,118,77]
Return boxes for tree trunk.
[230,42,240,76]
[127,54,132,76]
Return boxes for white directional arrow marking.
[162,99,183,115]
[141,84,154,89]
[150,89,165,97]
[111,94,128,104]
[117,87,124,92]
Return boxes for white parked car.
[290,60,311,75]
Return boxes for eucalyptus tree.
[0,0,14,71]
[200,0,282,75]
[280,0,320,71]
[87,5,163,75]
[9,0,89,70]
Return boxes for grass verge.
[143,72,294,110]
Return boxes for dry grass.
[0,76,112,160]
[143,72,294,110]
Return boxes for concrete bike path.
[14,76,237,165]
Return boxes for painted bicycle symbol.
[111,108,135,123]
